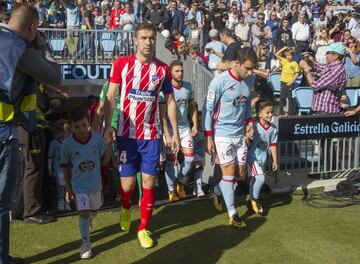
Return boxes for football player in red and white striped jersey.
[104,23,180,249]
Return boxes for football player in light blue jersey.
[161,60,198,202]
[48,119,70,212]
[247,100,278,216]
[204,48,257,229]
[61,106,111,259]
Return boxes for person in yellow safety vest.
[0,5,61,262]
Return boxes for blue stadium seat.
[292,86,313,113]
[345,88,359,107]
[268,72,303,97]
[49,38,65,52]
[100,39,116,53]
[268,72,281,96]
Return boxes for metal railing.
[276,137,360,179]
[155,32,214,105]
[39,28,136,64]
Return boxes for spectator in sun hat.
[300,42,347,114]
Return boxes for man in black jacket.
[168,0,184,34]
[144,0,169,31]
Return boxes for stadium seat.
[268,72,281,96]
[49,38,65,52]
[292,86,313,113]
[268,72,303,97]
[100,39,116,53]
[345,88,359,107]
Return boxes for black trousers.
[18,126,46,218]
[280,82,297,115]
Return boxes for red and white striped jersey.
[109,55,173,140]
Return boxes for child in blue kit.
[247,100,278,216]
[48,119,70,211]
[61,106,111,259]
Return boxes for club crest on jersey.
[233,95,247,107]
[152,75,161,86]
[257,141,268,150]
[207,90,215,102]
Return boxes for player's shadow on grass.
[22,220,140,264]
[133,217,266,264]
[150,198,219,238]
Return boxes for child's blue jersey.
[173,81,194,131]
[204,70,253,137]
[60,133,107,193]
[48,139,63,175]
[247,121,278,166]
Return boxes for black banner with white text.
[61,64,112,80]
[278,115,360,141]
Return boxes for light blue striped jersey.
[173,81,194,131]
[48,139,63,175]
[247,120,278,166]
[60,133,107,193]
[159,81,194,132]
[204,70,253,138]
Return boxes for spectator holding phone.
[204,29,226,73]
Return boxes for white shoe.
[197,190,205,198]
[64,202,71,211]
[80,243,92,259]
[57,201,64,211]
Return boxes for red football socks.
[119,186,133,209]
[138,187,155,231]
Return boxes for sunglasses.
[258,17,265,20]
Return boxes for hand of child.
[286,81,294,86]
[191,126,198,137]
[272,161,278,172]
[48,170,55,178]
[65,188,73,204]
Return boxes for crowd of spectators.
[1,0,360,115]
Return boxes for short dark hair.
[189,18,197,26]
[10,3,39,28]
[256,100,273,114]
[220,28,236,40]
[236,47,258,65]
[170,60,183,69]
[135,23,156,38]
[53,119,70,134]
[68,106,89,124]
[257,12,265,18]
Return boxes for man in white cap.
[204,28,227,73]
[300,42,346,114]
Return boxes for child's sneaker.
[80,243,92,259]
[196,190,205,198]
[57,200,64,211]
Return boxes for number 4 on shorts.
[120,151,127,164]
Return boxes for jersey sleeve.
[159,92,166,104]
[109,58,124,84]
[161,65,173,94]
[97,135,108,157]
[270,126,278,147]
[99,81,109,102]
[204,77,222,137]
[60,140,71,167]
